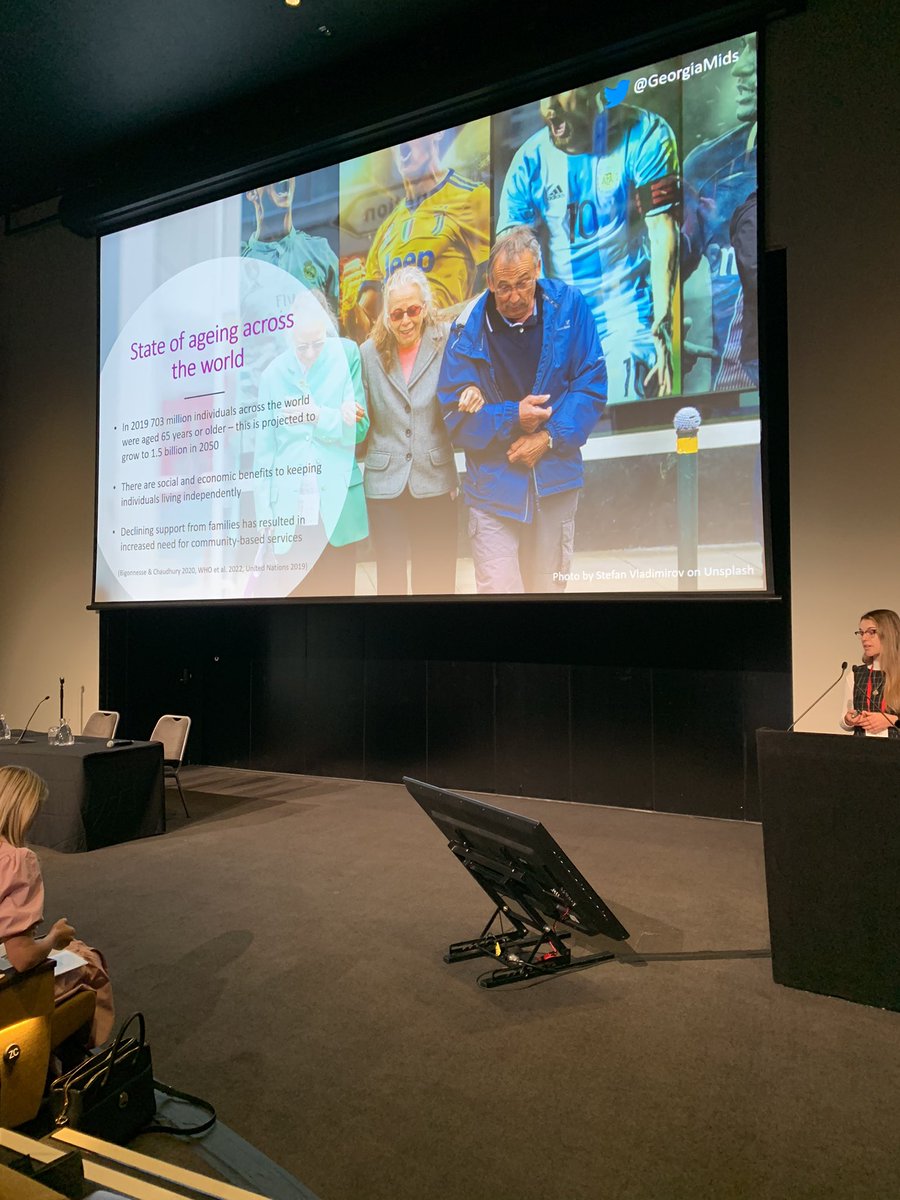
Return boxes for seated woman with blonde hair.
[841,608,900,738]
[0,764,114,1046]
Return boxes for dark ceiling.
[2,0,785,231]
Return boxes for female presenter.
[841,608,900,738]
[360,267,458,594]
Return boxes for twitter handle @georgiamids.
[632,50,740,94]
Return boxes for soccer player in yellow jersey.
[342,131,489,340]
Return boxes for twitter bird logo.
[604,80,630,107]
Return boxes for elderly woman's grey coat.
[360,322,458,499]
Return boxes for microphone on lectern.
[786,662,848,732]
[15,696,51,744]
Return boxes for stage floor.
[37,767,900,1200]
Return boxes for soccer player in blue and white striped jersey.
[682,35,758,391]
[498,87,678,403]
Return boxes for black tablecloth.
[0,736,165,853]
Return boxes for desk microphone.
[787,662,848,732]
[15,696,50,744]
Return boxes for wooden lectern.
[756,729,900,1011]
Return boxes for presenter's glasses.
[855,628,878,638]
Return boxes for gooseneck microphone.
[786,663,848,732]
[15,696,50,745]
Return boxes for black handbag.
[50,1011,157,1143]
[49,1011,216,1144]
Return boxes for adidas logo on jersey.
[545,183,564,202]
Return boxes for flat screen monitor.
[405,776,629,941]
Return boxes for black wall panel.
[301,605,366,778]
[425,661,496,794]
[571,666,654,809]
[102,601,791,819]
[495,663,570,800]
[199,648,254,768]
[251,606,307,772]
[652,670,746,819]
[365,658,427,783]
[303,654,365,780]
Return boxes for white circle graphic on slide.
[97,257,356,602]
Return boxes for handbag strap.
[97,1012,146,1088]
[144,1079,217,1137]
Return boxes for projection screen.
[95,31,763,603]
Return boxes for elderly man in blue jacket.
[438,225,607,592]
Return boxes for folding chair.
[81,711,119,740]
[149,714,192,817]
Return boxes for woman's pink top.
[0,841,44,941]
[398,341,418,382]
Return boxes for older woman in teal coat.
[255,293,369,596]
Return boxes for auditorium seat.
[0,961,96,1128]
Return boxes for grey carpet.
[35,769,900,1200]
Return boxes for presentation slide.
[96,32,763,603]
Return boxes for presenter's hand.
[858,711,893,734]
[49,918,75,950]
[507,430,550,469]
[518,395,552,434]
[458,386,485,414]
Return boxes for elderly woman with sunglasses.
[359,266,458,594]
[841,608,900,737]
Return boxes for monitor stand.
[444,900,616,989]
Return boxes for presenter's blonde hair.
[860,608,900,712]
[0,765,47,847]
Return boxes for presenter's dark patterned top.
[850,664,900,738]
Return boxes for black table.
[0,735,165,853]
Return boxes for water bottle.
[0,714,9,741]
[48,719,75,747]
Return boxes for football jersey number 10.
[566,201,600,243]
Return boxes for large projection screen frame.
[93,24,770,609]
